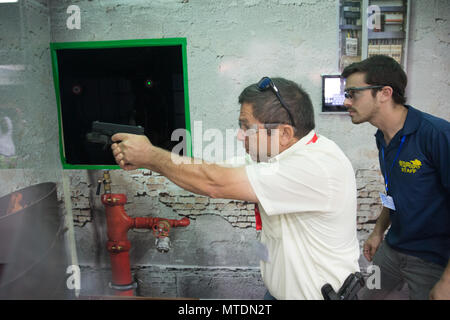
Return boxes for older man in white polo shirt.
[111,77,360,300]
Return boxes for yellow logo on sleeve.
[399,159,422,173]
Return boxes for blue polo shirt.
[375,105,450,267]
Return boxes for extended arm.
[111,133,258,202]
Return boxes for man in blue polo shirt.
[342,55,450,300]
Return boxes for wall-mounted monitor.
[322,74,347,112]
[50,38,191,169]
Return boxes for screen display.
[322,75,347,112]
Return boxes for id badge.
[379,192,396,211]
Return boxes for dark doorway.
[55,43,188,166]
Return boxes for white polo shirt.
[245,130,360,300]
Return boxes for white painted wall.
[0,0,448,298]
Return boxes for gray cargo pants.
[358,240,445,300]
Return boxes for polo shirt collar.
[374,105,421,144]
[401,105,421,135]
[268,129,316,163]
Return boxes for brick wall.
[67,167,386,297]
[70,168,385,240]
[69,170,256,229]
[355,168,385,248]
[79,265,266,299]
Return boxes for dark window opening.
[55,44,187,166]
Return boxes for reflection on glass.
[0,116,15,156]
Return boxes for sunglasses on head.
[257,77,296,128]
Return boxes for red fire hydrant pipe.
[101,192,190,296]
[102,193,134,296]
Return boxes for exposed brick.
[356,181,368,190]
[246,204,255,210]
[142,169,152,176]
[360,204,370,211]
[236,222,249,228]
[175,210,192,216]
[195,197,209,204]
[159,195,176,203]
[148,191,159,197]
[167,189,193,197]
[358,191,369,198]
[72,196,90,209]
[365,184,383,192]
[357,216,369,223]
[177,196,196,204]
[209,198,231,204]
[369,191,381,198]
[147,184,165,191]
[358,198,376,204]
[224,203,239,210]
[173,203,193,210]
[213,203,226,210]
[221,210,240,216]
[370,203,382,209]
[78,209,91,216]
[358,210,371,216]
[235,202,248,209]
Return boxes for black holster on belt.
[321,272,365,300]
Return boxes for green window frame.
[50,38,191,170]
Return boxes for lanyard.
[381,135,406,193]
[255,204,262,231]
[306,133,318,145]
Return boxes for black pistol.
[86,121,145,149]
[321,272,365,300]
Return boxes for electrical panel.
[338,0,410,72]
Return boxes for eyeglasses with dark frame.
[238,122,295,135]
[257,77,296,128]
[344,85,384,99]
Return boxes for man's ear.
[379,86,394,103]
[279,125,295,146]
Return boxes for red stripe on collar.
[306,133,318,145]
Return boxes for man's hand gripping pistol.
[86,121,145,149]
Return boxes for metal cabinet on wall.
[338,0,411,72]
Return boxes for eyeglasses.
[257,77,296,128]
[238,122,290,135]
[344,85,384,99]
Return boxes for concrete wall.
[0,0,448,299]
[406,0,450,120]
[0,0,62,194]
[0,0,60,172]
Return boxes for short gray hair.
[238,77,315,138]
